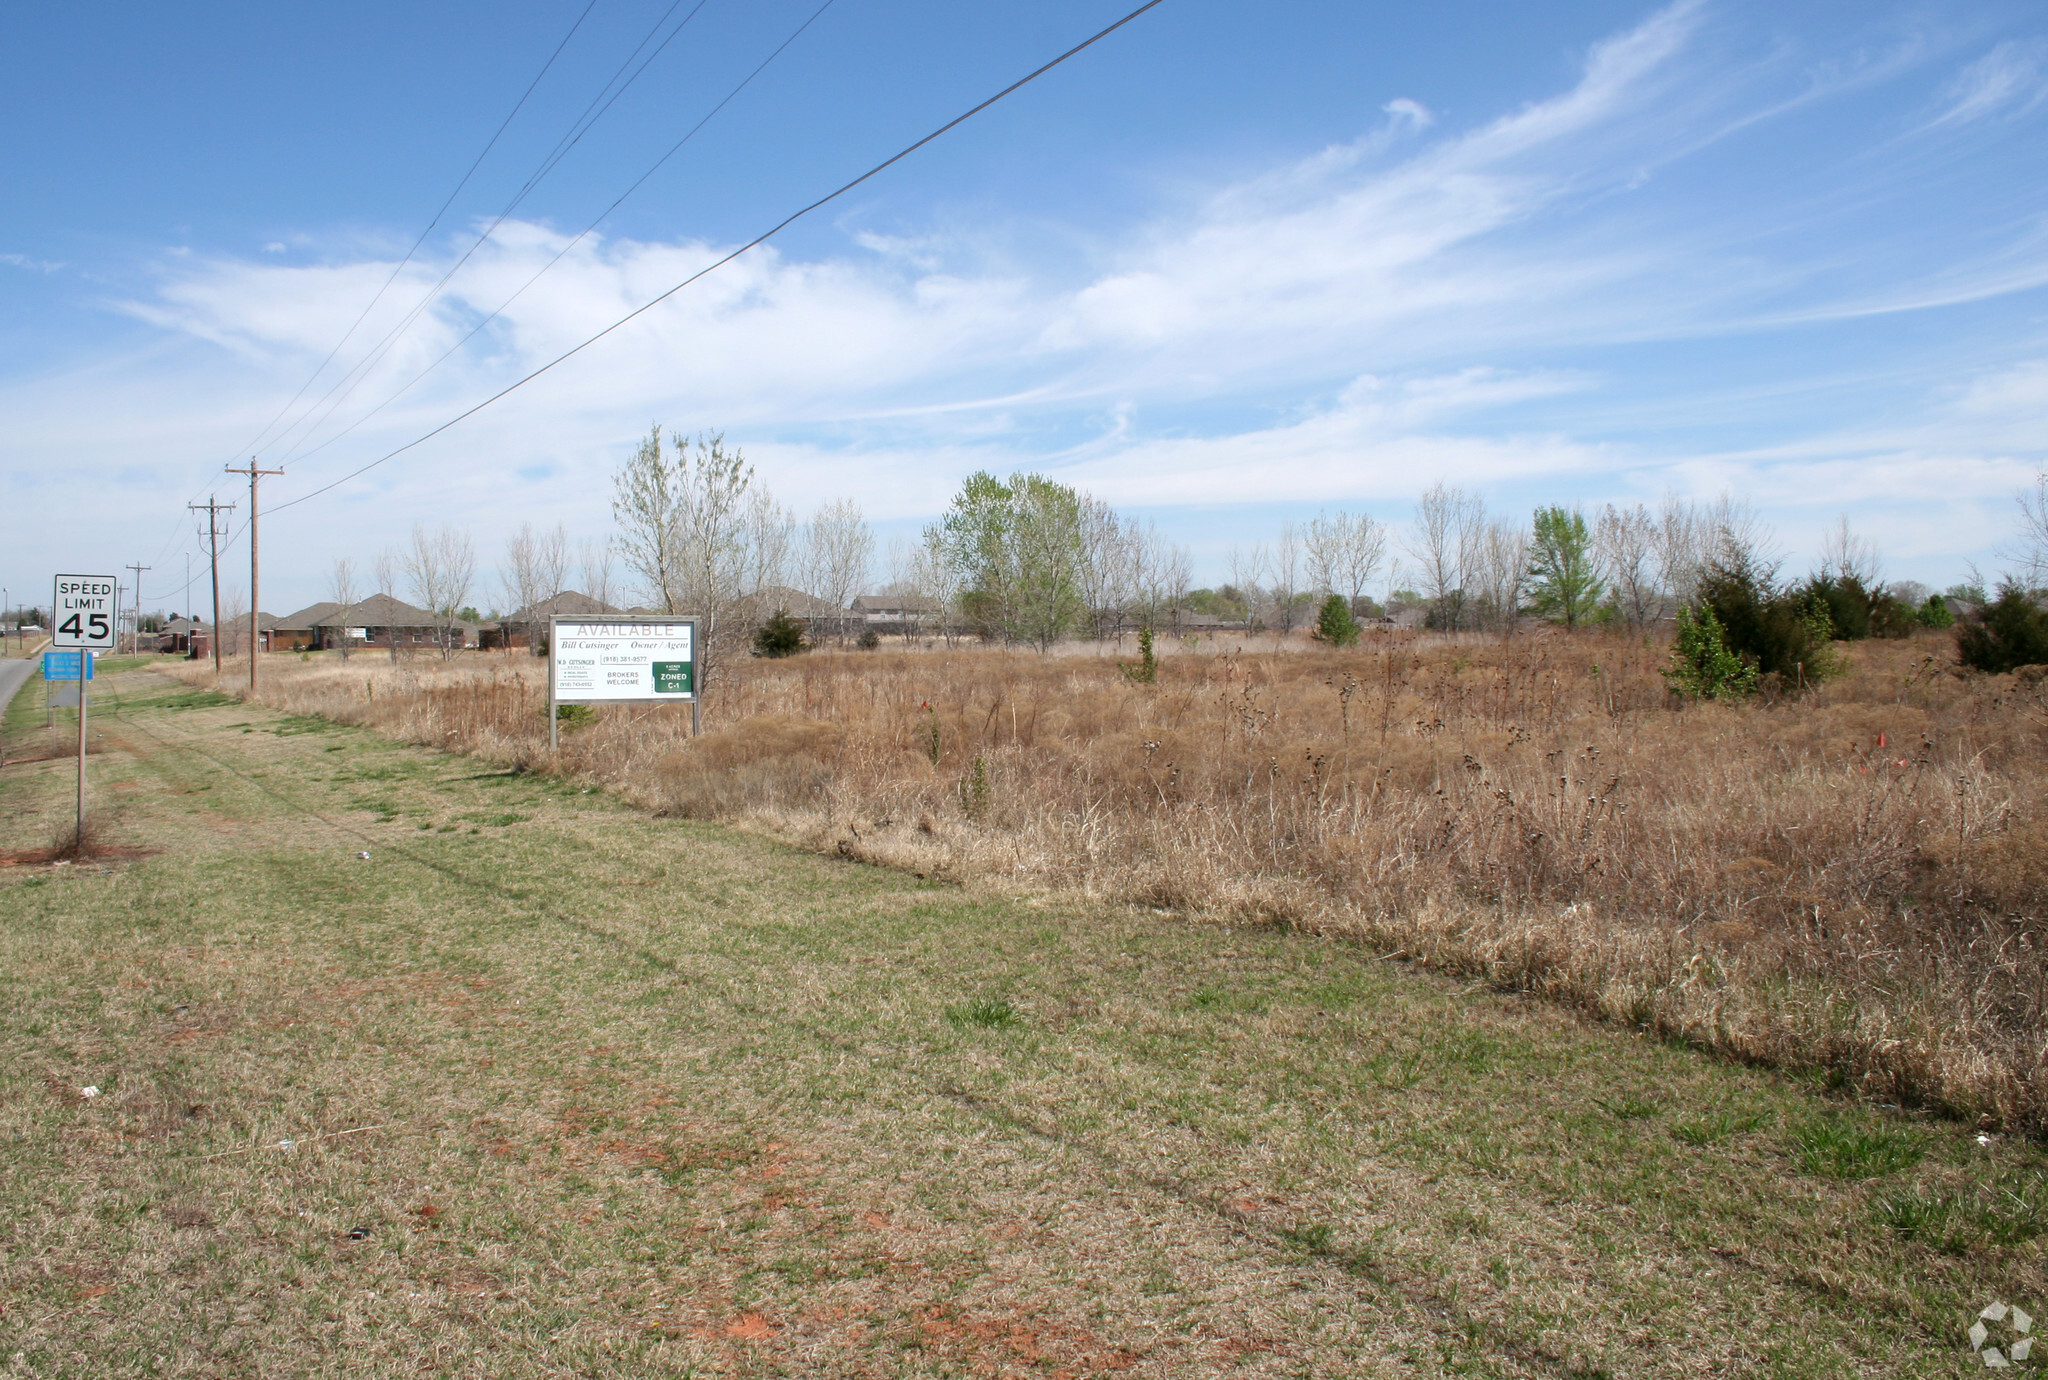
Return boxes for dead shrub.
[654,715,843,819]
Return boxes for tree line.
[287,424,2048,685]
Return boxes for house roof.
[505,590,625,621]
[745,585,841,617]
[850,594,941,613]
[298,592,437,627]
[276,601,342,630]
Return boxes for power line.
[145,0,603,571]
[261,0,721,469]
[276,0,840,472]
[269,0,1171,517]
[236,0,606,465]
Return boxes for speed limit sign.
[52,574,118,650]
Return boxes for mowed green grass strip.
[1,667,2043,1378]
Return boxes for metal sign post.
[76,654,88,838]
[52,576,114,845]
[548,615,699,751]
[42,649,94,843]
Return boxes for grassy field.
[162,630,2048,1138]
[1,662,2045,1376]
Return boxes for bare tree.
[1341,514,1388,608]
[1077,496,1143,638]
[904,534,962,644]
[1657,493,1775,611]
[536,523,568,613]
[1706,495,1771,570]
[1407,484,1485,630]
[1228,543,1269,627]
[1654,497,1708,612]
[2013,471,2048,589]
[1121,519,1184,633]
[1470,521,1530,633]
[1269,522,1308,632]
[1817,515,1881,587]
[747,492,798,600]
[501,527,542,653]
[609,428,755,687]
[577,535,615,610]
[611,424,682,611]
[1303,513,1346,596]
[1304,511,1386,605]
[804,498,874,638]
[405,523,476,660]
[374,547,402,661]
[501,523,568,655]
[1596,503,1658,629]
[328,557,358,659]
[220,586,247,658]
[1158,537,1192,634]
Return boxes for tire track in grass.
[116,689,1614,1377]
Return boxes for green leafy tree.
[1313,593,1359,647]
[1663,605,1757,700]
[1526,506,1605,629]
[1955,582,2048,673]
[1918,594,1954,629]
[930,472,1086,651]
[752,609,806,658]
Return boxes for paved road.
[0,656,34,723]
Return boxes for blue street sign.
[42,650,93,681]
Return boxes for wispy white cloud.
[1381,98,1434,130]
[5,0,2045,599]
[1926,39,2047,129]
[1,252,63,273]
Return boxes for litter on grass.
[198,1123,391,1160]
[79,1086,99,1099]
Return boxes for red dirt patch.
[725,1312,776,1340]
[0,844,155,867]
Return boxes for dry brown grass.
[171,629,2048,1134]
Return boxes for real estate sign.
[548,615,699,749]
[549,616,697,704]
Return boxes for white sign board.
[52,574,117,650]
[550,617,697,703]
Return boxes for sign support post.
[76,653,89,841]
[49,572,112,846]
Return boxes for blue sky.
[3,0,2045,613]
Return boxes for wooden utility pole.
[125,563,150,654]
[225,462,283,693]
[190,496,235,673]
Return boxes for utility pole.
[190,496,235,674]
[125,563,150,654]
[225,461,283,694]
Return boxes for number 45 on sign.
[52,574,117,651]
